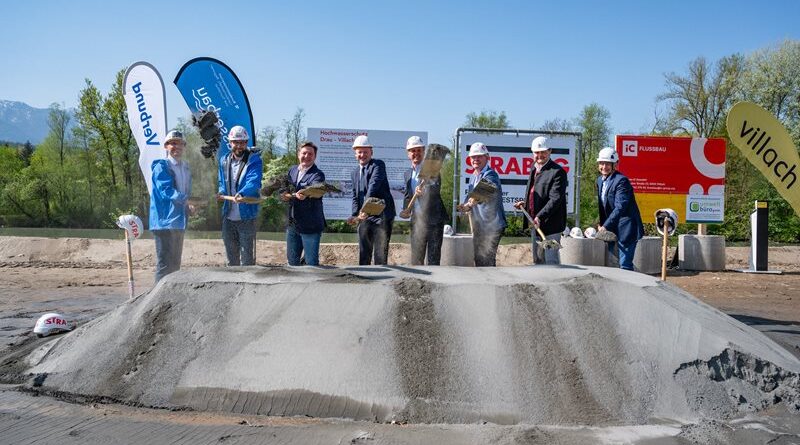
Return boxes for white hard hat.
[228,125,249,141]
[597,147,619,163]
[406,136,425,150]
[115,214,143,240]
[164,130,185,144]
[352,135,372,149]
[531,136,550,153]
[569,227,584,238]
[468,142,489,157]
[443,224,454,236]
[584,227,598,239]
[33,313,73,337]
[655,208,678,236]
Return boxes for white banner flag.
[123,61,167,194]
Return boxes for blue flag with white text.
[173,57,255,162]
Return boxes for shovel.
[219,195,264,204]
[401,144,451,216]
[517,207,562,251]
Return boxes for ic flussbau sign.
[123,61,168,195]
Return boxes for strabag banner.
[726,102,800,217]
[123,61,167,195]
[173,57,255,162]
[458,133,577,214]
[307,128,428,220]
[614,135,726,224]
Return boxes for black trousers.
[410,222,444,266]
[358,218,393,265]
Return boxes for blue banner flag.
[173,57,255,162]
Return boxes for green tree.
[575,103,612,227]
[47,103,70,168]
[464,110,510,129]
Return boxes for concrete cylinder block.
[633,236,663,274]
[678,234,726,271]
[440,234,475,266]
[560,237,606,266]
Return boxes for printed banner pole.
[727,101,800,217]
[123,62,168,195]
[173,57,255,162]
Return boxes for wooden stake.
[124,230,134,298]
[661,222,670,281]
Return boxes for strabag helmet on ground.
[116,214,143,240]
[33,313,73,337]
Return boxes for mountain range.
[0,100,76,145]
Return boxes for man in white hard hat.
[596,146,644,271]
[457,142,506,266]
[399,136,447,265]
[216,125,263,266]
[348,134,396,265]
[281,141,326,266]
[513,136,567,265]
[150,130,194,282]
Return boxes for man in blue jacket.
[347,135,396,265]
[150,130,193,283]
[281,141,326,266]
[458,142,506,266]
[216,126,263,266]
[596,146,644,271]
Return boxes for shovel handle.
[220,195,263,204]
[518,208,548,242]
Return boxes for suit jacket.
[287,164,326,234]
[218,149,263,220]
[597,171,644,246]
[468,165,506,232]
[403,168,447,227]
[522,159,567,236]
[351,159,396,223]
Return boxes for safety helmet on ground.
[597,147,619,163]
[115,214,143,240]
[228,126,249,141]
[406,136,425,151]
[33,313,73,337]
[531,136,550,153]
[164,130,185,145]
[655,208,678,236]
[569,227,584,238]
[352,135,372,149]
[468,142,489,157]
[584,227,598,239]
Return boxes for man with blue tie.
[457,142,506,266]
[596,146,644,271]
[347,135,396,265]
[281,141,326,266]
[399,136,447,265]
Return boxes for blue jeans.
[286,225,322,266]
[222,218,257,266]
[153,230,185,283]
[608,241,638,271]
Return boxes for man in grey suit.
[399,136,447,265]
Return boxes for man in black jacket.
[281,141,326,266]
[513,136,567,264]
[347,135,396,265]
[398,136,447,265]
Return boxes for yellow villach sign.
[727,101,800,216]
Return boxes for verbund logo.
[622,140,638,157]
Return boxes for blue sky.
[1,0,798,145]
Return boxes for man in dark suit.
[347,135,396,265]
[514,136,567,264]
[281,141,326,266]
[596,147,644,271]
[398,136,447,265]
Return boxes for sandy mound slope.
[18,266,800,425]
